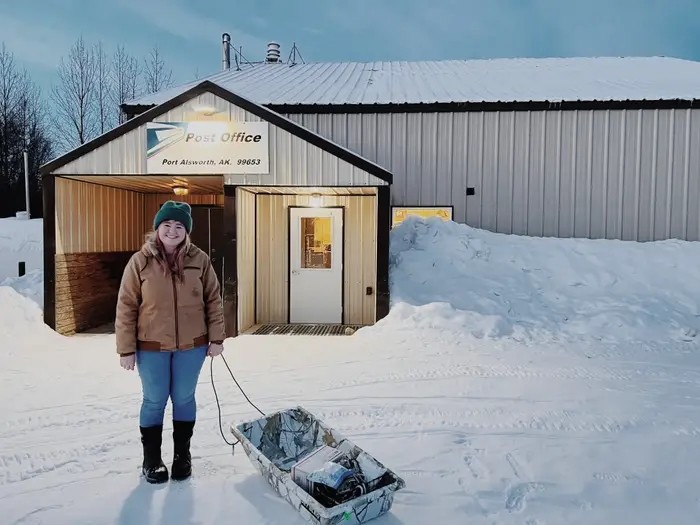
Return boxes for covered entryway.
[46,174,222,335]
[232,186,380,334]
[40,80,393,338]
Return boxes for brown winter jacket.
[115,238,226,356]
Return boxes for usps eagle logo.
[146,123,188,158]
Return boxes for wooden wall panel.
[55,178,144,254]
[255,194,289,323]
[236,189,256,332]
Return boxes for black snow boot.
[171,420,195,481]
[140,425,169,484]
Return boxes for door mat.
[250,324,363,336]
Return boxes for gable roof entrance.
[40,80,392,185]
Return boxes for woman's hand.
[120,354,136,370]
[208,342,224,357]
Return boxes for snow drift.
[2,269,43,309]
[3,215,700,345]
[0,285,56,341]
[386,216,700,343]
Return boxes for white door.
[289,207,343,324]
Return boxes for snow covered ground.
[1,217,700,524]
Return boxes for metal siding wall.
[465,113,484,228]
[255,194,376,325]
[575,111,594,238]
[420,113,437,206]
[406,113,422,207]
[52,127,146,175]
[237,189,256,332]
[654,111,672,239]
[290,107,700,241]
[436,113,455,211]
[55,178,144,254]
[496,111,514,234]
[621,110,640,241]
[511,112,528,235]
[637,111,656,241]
[671,110,691,240]
[687,111,700,241]
[528,112,547,236]
[390,113,407,205]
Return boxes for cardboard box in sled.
[231,406,406,525]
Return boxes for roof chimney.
[222,33,231,70]
[265,41,281,63]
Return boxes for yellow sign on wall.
[392,207,453,227]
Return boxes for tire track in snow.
[329,363,700,390]
[672,427,700,436]
[316,405,642,436]
[0,406,135,440]
[0,437,133,486]
[593,472,646,485]
[11,504,64,525]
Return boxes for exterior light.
[173,186,189,196]
[309,192,322,207]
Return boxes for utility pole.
[21,98,30,219]
[23,131,30,219]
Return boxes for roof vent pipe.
[222,33,231,70]
[266,41,280,63]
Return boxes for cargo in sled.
[231,406,405,525]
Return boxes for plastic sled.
[230,406,405,524]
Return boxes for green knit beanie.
[153,200,193,233]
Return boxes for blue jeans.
[136,345,208,427]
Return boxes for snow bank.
[0,218,45,330]
[0,285,56,341]
[385,217,700,343]
[0,218,49,338]
[1,269,43,308]
[0,217,42,281]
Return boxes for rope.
[210,353,266,448]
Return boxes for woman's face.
[157,220,186,249]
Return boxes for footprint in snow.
[505,482,546,512]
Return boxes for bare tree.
[111,45,141,125]
[143,45,173,94]
[50,35,97,151]
[94,41,113,134]
[0,42,53,217]
[0,43,25,184]
[18,80,53,190]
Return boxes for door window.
[300,217,332,269]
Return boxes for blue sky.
[2,0,699,96]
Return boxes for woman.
[115,200,226,484]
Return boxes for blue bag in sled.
[231,406,406,524]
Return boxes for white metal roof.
[126,56,700,108]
